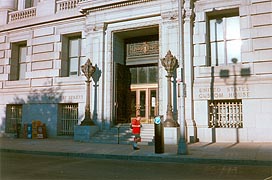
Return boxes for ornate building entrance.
[127,36,159,124]
[113,29,159,125]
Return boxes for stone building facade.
[0,0,271,142]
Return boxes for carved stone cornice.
[80,0,155,14]
[161,10,179,21]
[84,23,107,35]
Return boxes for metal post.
[154,115,164,153]
[177,0,188,154]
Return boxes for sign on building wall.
[194,85,250,100]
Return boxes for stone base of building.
[164,127,180,145]
[74,125,99,142]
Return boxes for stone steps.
[90,124,154,145]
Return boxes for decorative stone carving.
[84,23,107,35]
[184,9,194,21]
[161,10,179,21]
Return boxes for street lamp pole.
[177,0,188,154]
[81,59,96,126]
[161,50,179,127]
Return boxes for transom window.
[129,65,158,84]
[208,13,241,66]
[208,100,243,128]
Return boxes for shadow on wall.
[210,58,251,143]
[92,64,102,128]
[2,86,64,137]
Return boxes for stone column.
[184,0,197,143]
[160,9,181,144]
[160,10,179,122]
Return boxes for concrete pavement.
[0,137,271,166]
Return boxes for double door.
[130,86,158,123]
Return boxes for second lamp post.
[161,50,179,127]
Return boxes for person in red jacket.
[131,115,142,150]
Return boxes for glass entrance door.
[130,87,158,123]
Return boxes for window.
[10,42,27,81]
[6,105,22,133]
[130,65,158,84]
[16,0,36,10]
[25,0,34,8]
[208,100,243,128]
[208,12,241,66]
[61,34,83,77]
[58,104,78,136]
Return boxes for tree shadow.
[211,58,251,143]
[1,85,64,138]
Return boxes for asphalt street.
[1,152,271,180]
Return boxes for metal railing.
[59,104,78,135]
[209,100,243,128]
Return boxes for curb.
[1,148,271,166]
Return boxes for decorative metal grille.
[209,100,243,128]
[6,105,22,133]
[127,41,159,57]
[58,104,78,135]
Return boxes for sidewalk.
[1,137,271,166]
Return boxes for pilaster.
[159,10,180,121]
[184,0,197,143]
[84,22,107,129]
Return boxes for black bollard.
[154,116,164,153]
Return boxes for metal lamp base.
[163,119,179,127]
[80,119,95,126]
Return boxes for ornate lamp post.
[161,50,179,127]
[81,59,96,126]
